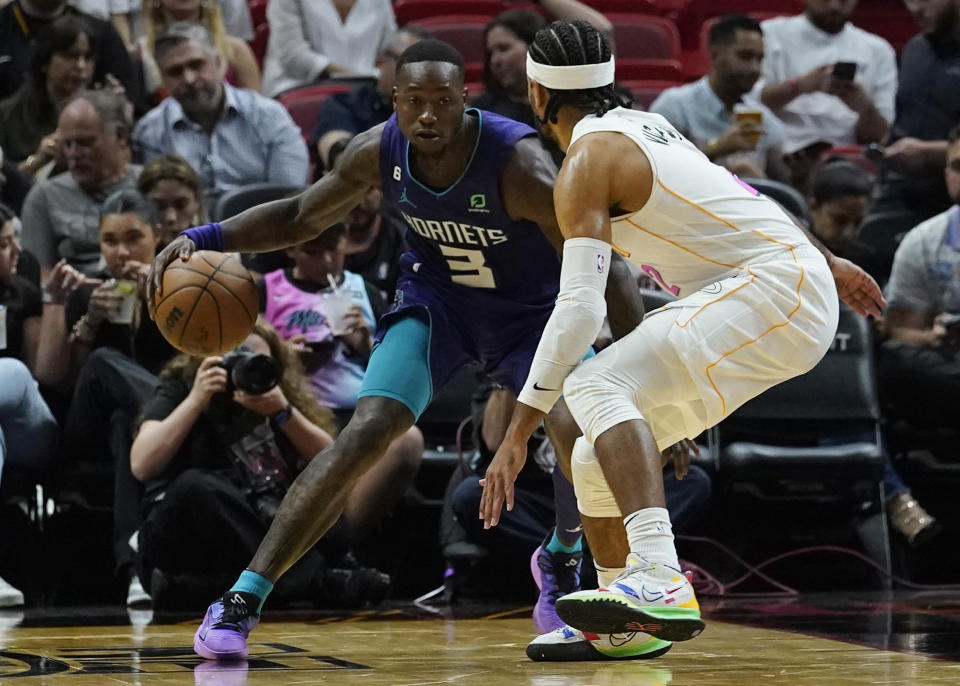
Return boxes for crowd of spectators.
[0,0,958,612]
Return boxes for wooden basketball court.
[1,592,958,684]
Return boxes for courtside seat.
[409,15,490,63]
[717,303,891,586]
[277,83,356,140]
[616,58,683,82]
[739,177,810,225]
[606,14,682,60]
[394,0,507,25]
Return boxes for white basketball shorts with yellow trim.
[562,246,839,450]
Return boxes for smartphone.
[864,143,885,163]
[832,61,858,81]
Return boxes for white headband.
[526,54,615,90]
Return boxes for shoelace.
[213,595,254,631]
[539,552,582,600]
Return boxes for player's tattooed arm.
[219,124,385,252]
[501,138,644,337]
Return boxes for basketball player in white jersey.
[480,19,885,648]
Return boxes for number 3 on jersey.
[439,245,496,288]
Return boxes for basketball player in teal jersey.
[150,40,686,662]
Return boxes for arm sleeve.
[266,0,330,83]
[19,185,58,270]
[263,101,310,186]
[517,238,611,413]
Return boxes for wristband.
[180,223,225,252]
[273,402,293,425]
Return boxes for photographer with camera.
[131,319,389,610]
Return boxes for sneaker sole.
[529,546,543,590]
[193,633,248,661]
[556,595,704,642]
[527,638,672,662]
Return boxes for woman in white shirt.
[261,0,397,98]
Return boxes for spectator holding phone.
[755,1,896,167]
[879,124,960,437]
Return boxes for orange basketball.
[152,251,259,356]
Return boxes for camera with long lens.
[220,345,280,395]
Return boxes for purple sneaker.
[194,592,261,660]
[530,529,582,634]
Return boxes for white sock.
[623,507,680,570]
[594,563,625,590]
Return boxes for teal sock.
[546,529,582,554]
[229,570,274,613]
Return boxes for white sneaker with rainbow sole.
[526,624,672,662]
[556,554,704,642]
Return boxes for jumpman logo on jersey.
[398,187,416,208]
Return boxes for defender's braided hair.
[528,20,629,124]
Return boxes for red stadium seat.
[606,14,681,60]
[410,15,490,63]
[465,61,483,83]
[851,1,916,53]
[616,58,683,82]
[621,79,684,110]
[249,21,269,70]
[585,0,688,17]
[248,0,267,28]
[278,84,355,139]
[394,0,507,25]
[465,82,486,101]
[818,146,878,175]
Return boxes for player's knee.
[338,400,415,470]
[570,437,622,518]
[563,364,633,440]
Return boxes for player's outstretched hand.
[148,234,197,312]
[480,436,528,529]
[829,256,886,318]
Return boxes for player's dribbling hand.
[479,436,528,529]
[187,356,227,410]
[148,234,196,311]
[829,256,886,318]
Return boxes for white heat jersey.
[569,107,811,298]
